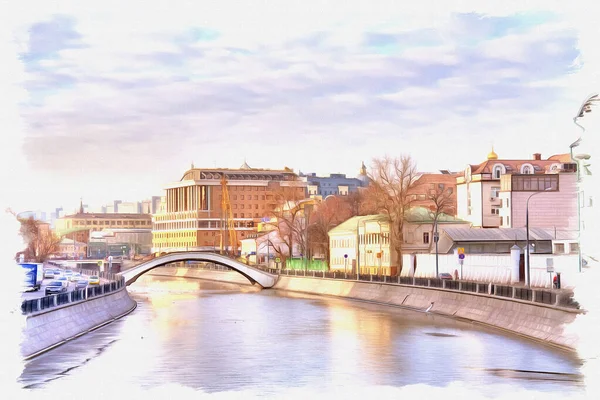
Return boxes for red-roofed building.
[456,149,577,228]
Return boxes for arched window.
[493,165,504,179]
[521,163,534,174]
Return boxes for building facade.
[301,162,370,197]
[151,163,308,254]
[407,171,460,215]
[54,213,152,245]
[456,150,576,228]
[498,172,578,231]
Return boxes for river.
[19,275,584,397]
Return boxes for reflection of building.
[152,162,307,254]
[456,149,576,228]
[300,162,369,197]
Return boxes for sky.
[3,0,600,214]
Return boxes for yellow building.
[152,163,307,254]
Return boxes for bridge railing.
[20,274,126,315]
[250,266,580,310]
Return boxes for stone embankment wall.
[147,267,580,351]
[21,288,137,359]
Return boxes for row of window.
[74,220,150,227]
[358,232,390,245]
[331,238,355,248]
[153,220,255,230]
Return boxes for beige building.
[152,162,308,254]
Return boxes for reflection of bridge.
[120,251,279,288]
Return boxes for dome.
[487,147,498,160]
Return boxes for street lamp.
[525,188,552,287]
[434,219,440,278]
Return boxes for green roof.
[328,214,388,235]
[328,208,468,236]
[405,207,469,224]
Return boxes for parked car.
[45,280,68,295]
[88,276,100,285]
[75,279,88,289]
[43,269,55,279]
[438,273,453,280]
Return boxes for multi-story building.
[300,162,370,197]
[456,149,576,228]
[117,201,141,214]
[54,212,152,244]
[407,171,460,215]
[151,162,308,254]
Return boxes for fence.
[254,267,580,310]
[21,271,126,315]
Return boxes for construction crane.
[220,175,238,256]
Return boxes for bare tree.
[264,187,308,267]
[343,189,376,216]
[308,196,354,268]
[8,209,61,262]
[427,185,456,252]
[366,155,419,274]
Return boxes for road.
[21,271,106,301]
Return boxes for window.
[241,213,244,218]
[493,165,503,179]
[491,208,499,215]
[570,242,579,254]
[233,195,237,200]
[241,195,245,200]
[555,243,565,254]
[438,183,445,190]
[507,199,510,207]
[417,194,426,201]
[429,183,435,189]
[491,187,500,198]
[423,232,430,244]
[507,216,510,226]
[523,166,532,174]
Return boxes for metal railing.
[21,273,126,315]
[252,267,580,310]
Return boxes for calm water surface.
[20,275,584,396]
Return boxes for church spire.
[79,197,84,214]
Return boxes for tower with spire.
[79,197,84,214]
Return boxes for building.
[402,207,470,254]
[141,196,162,214]
[407,171,461,215]
[498,172,578,231]
[55,212,152,245]
[87,228,153,258]
[300,162,369,197]
[151,162,308,254]
[456,149,577,228]
[57,238,87,259]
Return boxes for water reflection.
[20,276,583,395]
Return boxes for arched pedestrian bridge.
[120,251,279,288]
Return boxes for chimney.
[533,153,541,160]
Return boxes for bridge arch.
[120,251,278,288]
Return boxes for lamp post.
[525,188,551,287]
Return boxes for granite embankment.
[146,266,582,351]
[21,287,137,359]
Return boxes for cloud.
[10,1,590,211]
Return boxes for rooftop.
[442,227,578,242]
